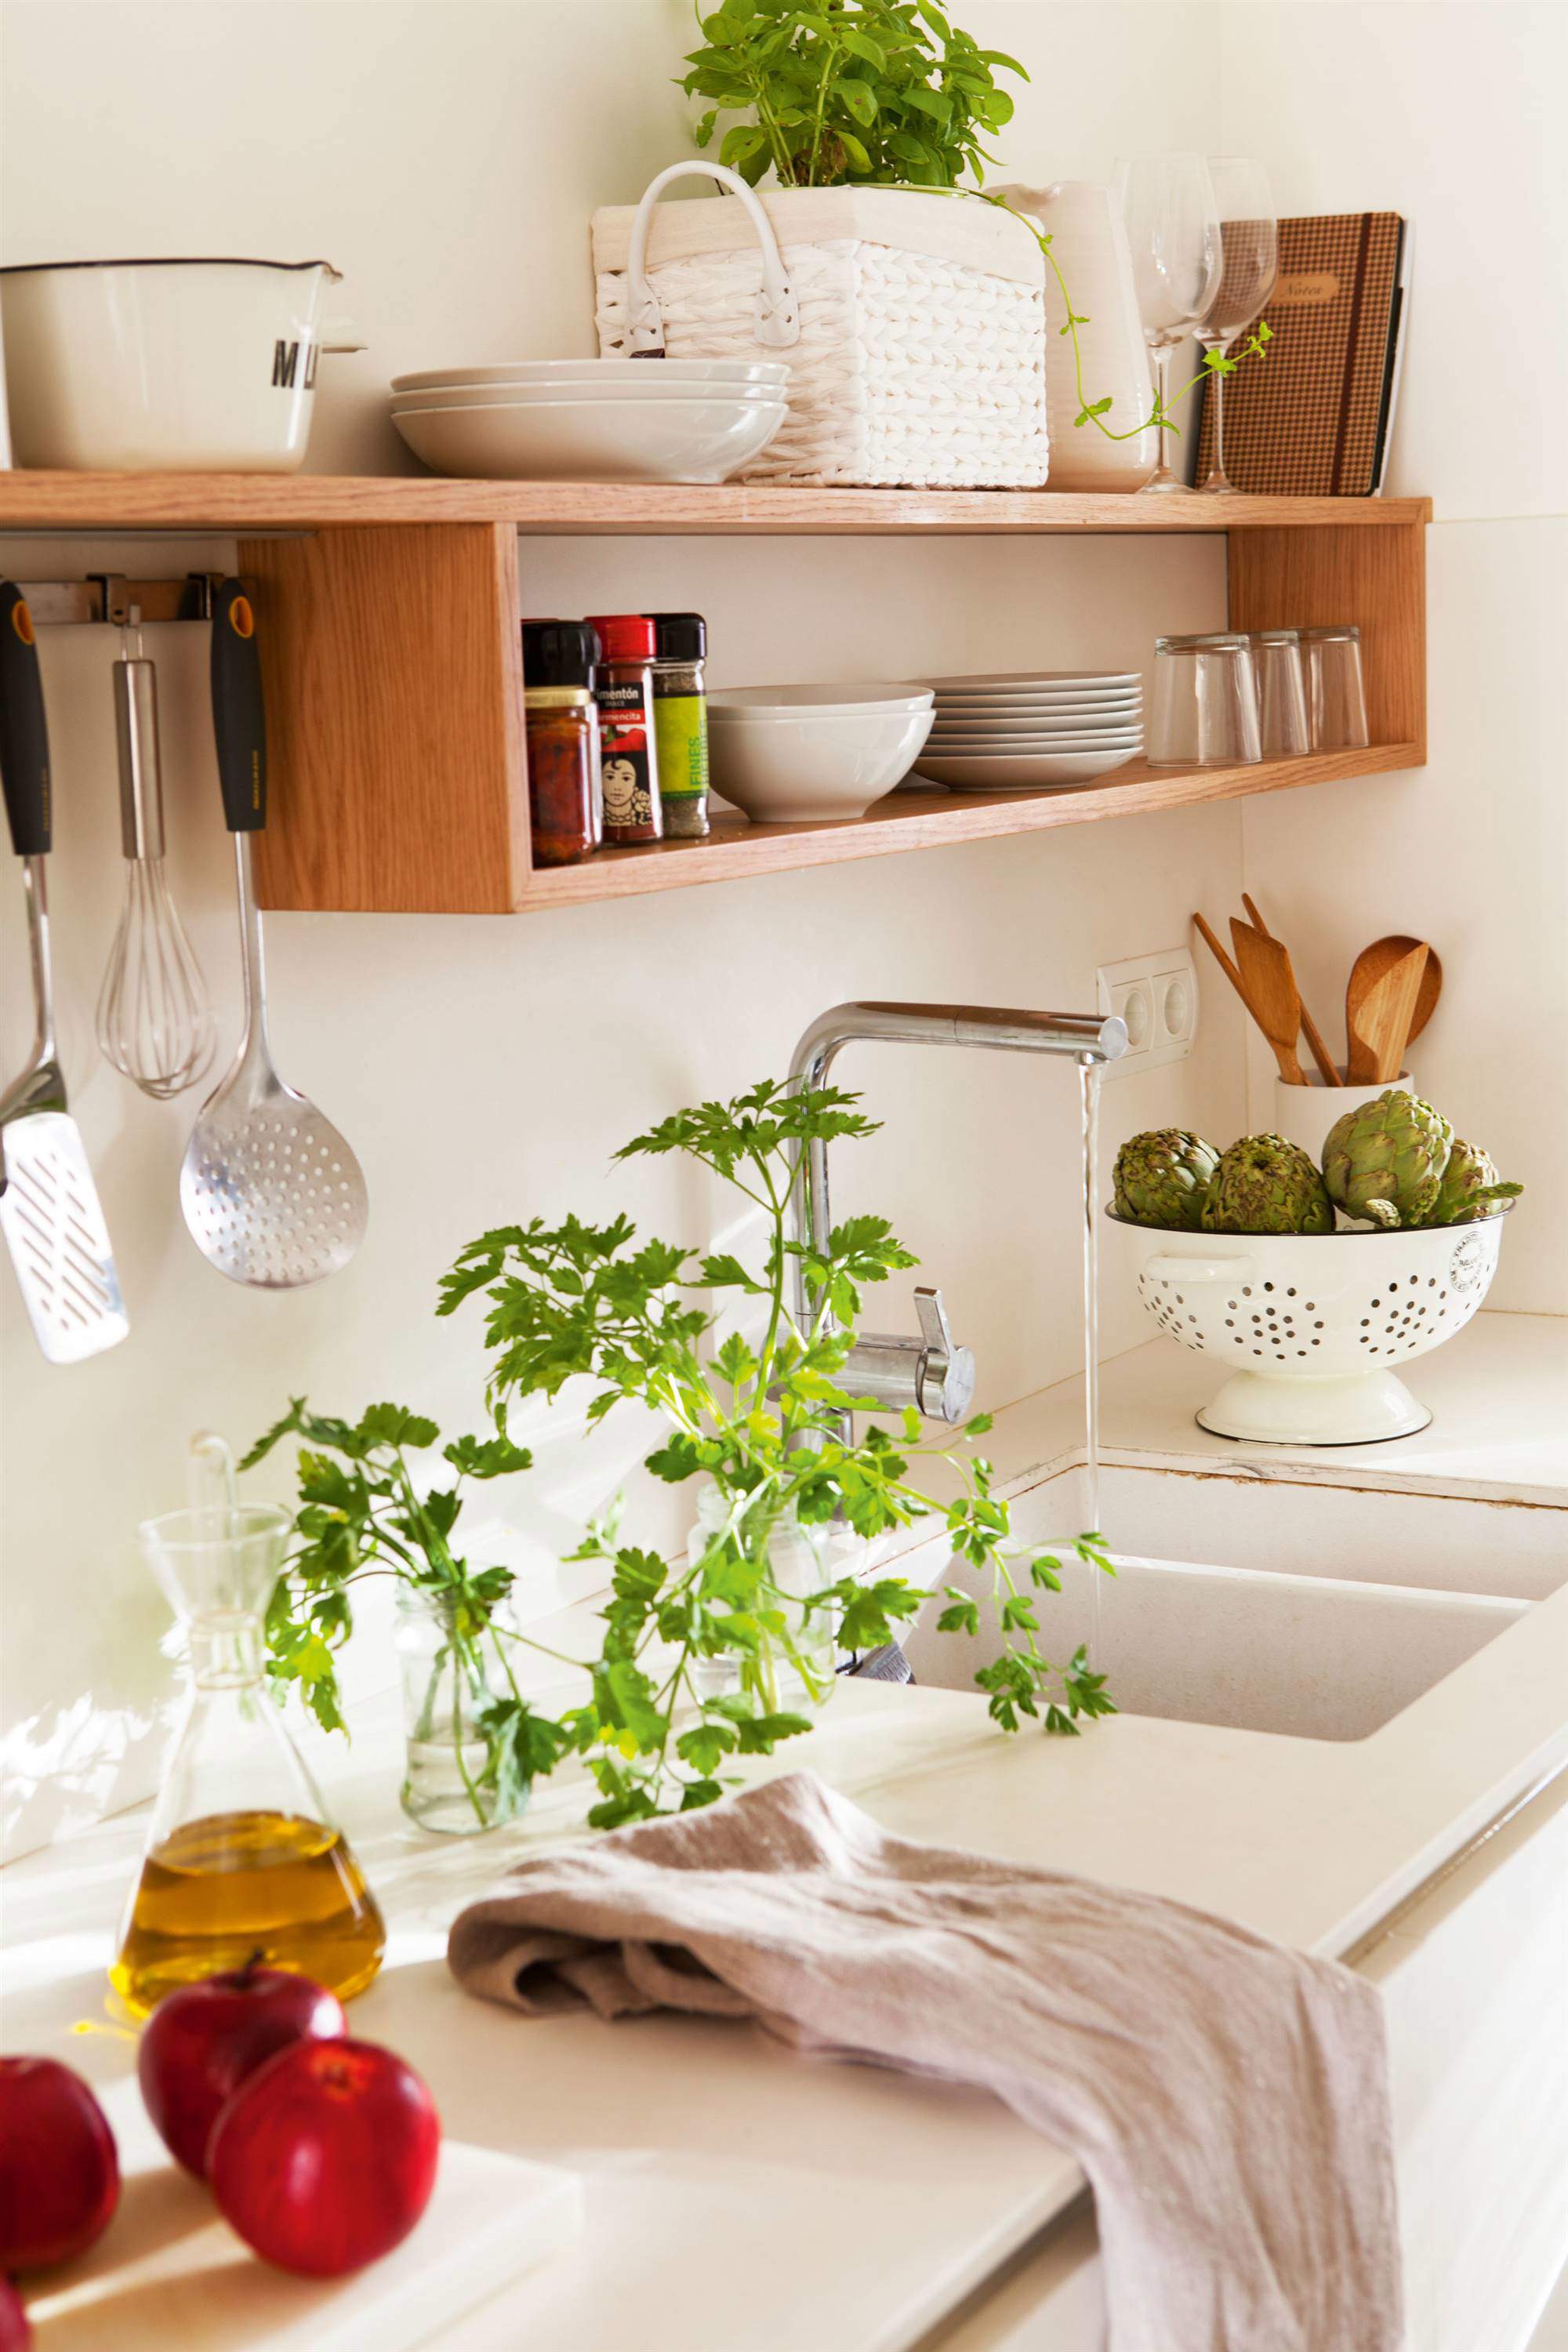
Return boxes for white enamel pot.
[1107,1207,1508,1444]
[0,257,356,471]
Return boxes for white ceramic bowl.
[710,682,934,715]
[393,396,786,484]
[0,256,347,471]
[393,379,788,413]
[914,747,1141,788]
[1106,1207,1508,1444]
[710,706,935,822]
[390,358,789,394]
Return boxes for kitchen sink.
[901,1462,1560,1742]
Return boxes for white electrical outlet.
[1096,949,1199,1075]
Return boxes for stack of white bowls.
[389,358,789,484]
[914,670,1145,789]
[707,683,935,823]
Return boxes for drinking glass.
[1249,630,1309,755]
[1148,633,1261,766]
[1301,625,1370,749]
[1115,154,1222,494]
[1198,158,1279,493]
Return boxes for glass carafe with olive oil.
[112,1503,384,2016]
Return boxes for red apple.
[209,2038,439,2278]
[0,2056,119,2273]
[0,2278,32,2350]
[137,1965,346,2177]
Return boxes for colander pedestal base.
[1195,1367,1433,1446]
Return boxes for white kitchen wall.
[1220,1,1566,1313]
[0,0,1243,1859]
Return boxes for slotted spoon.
[180,580,368,1287]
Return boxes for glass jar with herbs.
[645,611,710,840]
[583,612,662,844]
[522,619,601,866]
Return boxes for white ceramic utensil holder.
[1112,1210,1507,1444]
[1269,1072,1413,1161]
[593,165,1048,488]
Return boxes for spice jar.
[583,613,662,844]
[645,611,710,840]
[523,619,603,862]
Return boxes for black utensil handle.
[210,578,267,835]
[0,583,52,857]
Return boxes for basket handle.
[1144,1253,1256,1285]
[624,162,800,354]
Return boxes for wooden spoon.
[1345,935,1443,1069]
[1240,893,1341,1086]
[1230,917,1305,1084]
[1347,942,1428,1083]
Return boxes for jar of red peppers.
[583,613,662,844]
[522,619,602,866]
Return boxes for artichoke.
[1321,1090,1453,1229]
[1112,1129,1221,1229]
[1201,1133,1334,1235]
[1419,1137,1523,1226]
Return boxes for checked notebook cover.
[1196,212,1405,495]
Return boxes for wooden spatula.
[1240,893,1341,1086]
[1346,942,1428,1083]
[1230,918,1305,1084]
[1345,935,1443,1066]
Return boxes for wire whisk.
[96,621,216,1099]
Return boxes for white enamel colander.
[1107,1210,1509,1444]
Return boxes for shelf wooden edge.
[0,470,1434,537]
[513,743,1423,911]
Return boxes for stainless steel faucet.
[788,1001,1128,1426]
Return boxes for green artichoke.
[1321,1090,1453,1229]
[1112,1129,1221,1229]
[1201,1133,1334,1235]
[1419,1136,1524,1226]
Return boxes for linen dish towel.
[448,1771,1401,2352]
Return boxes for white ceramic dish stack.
[706,681,934,822]
[915,670,1145,789]
[388,356,789,483]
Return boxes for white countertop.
[5,1308,1566,2350]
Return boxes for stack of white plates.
[388,358,789,484]
[914,670,1145,789]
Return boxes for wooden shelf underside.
[0,472,1433,539]
[517,744,1421,909]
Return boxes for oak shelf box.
[0,474,1429,914]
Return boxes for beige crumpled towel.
[448,1771,1401,2352]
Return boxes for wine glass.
[1115,154,1221,494]
[1197,159,1279,494]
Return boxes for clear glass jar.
[1248,629,1309,756]
[1148,630,1261,767]
[524,686,600,868]
[1300,624,1370,750]
[584,613,663,843]
[395,1586,525,1836]
[686,1483,840,1711]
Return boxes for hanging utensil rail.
[5,573,232,626]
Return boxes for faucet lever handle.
[915,1286,953,1356]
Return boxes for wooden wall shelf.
[0,473,1429,913]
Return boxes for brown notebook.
[1195,212,1406,495]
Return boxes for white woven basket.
[592,165,1048,490]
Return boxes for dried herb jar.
[646,611,710,840]
[524,686,600,867]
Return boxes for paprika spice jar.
[523,688,599,867]
[583,613,662,844]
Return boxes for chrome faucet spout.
[786,1000,1127,1425]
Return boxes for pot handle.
[1144,1253,1255,1285]
[624,161,800,354]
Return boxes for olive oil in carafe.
[112,1809,384,2016]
